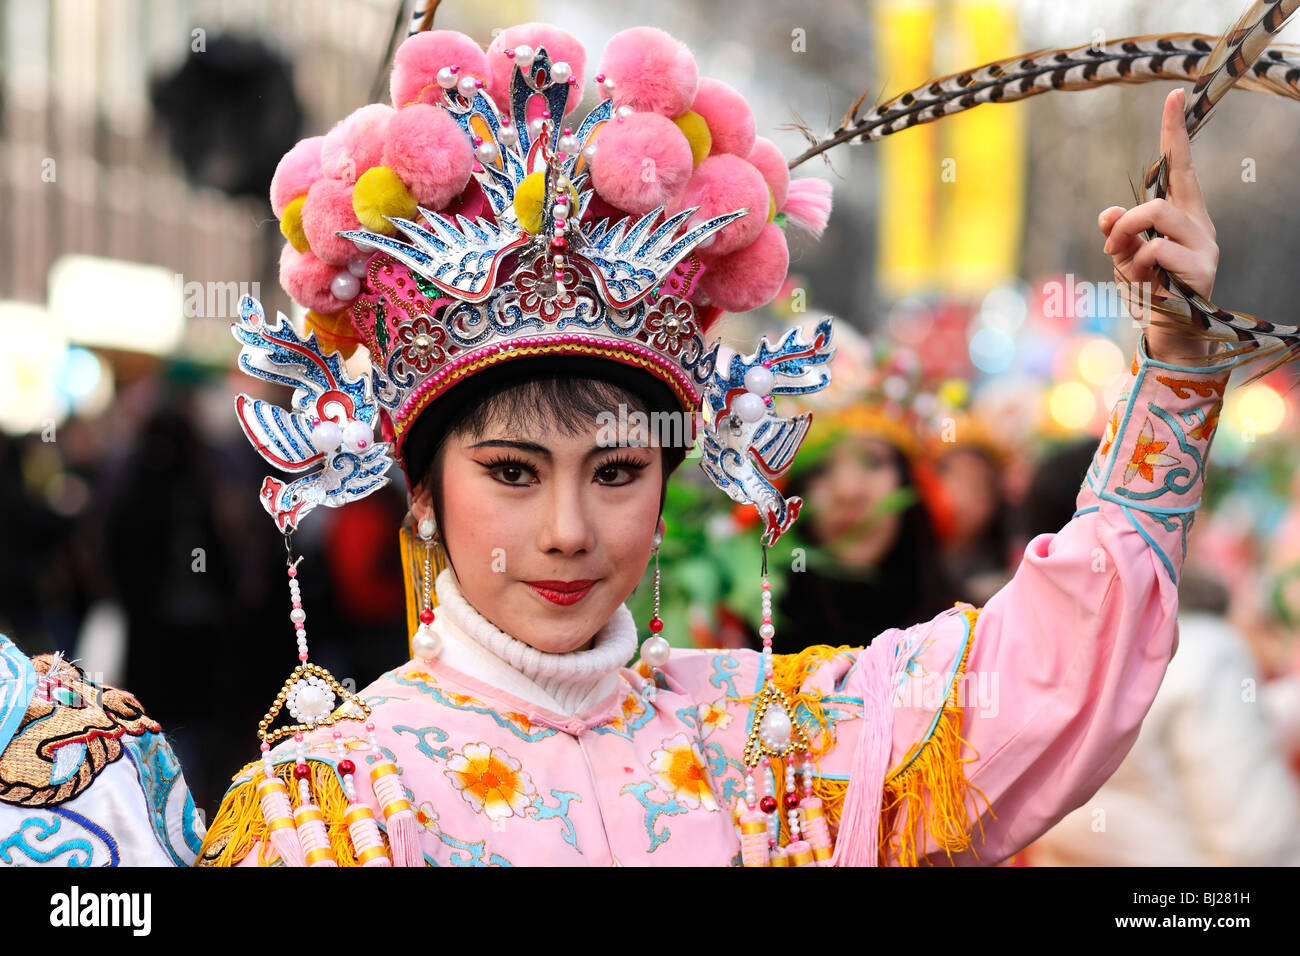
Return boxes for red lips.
[526,579,597,606]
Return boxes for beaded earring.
[411,517,441,662]
[639,527,671,697]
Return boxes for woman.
[197,22,1234,867]
[770,403,965,655]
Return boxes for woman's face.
[804,434,904,567]
[936,448,998,546]
[413,415,665,654]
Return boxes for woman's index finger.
[1161,87,1208,218]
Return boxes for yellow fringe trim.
[400,520,450,655]
[877,607,994,866]
[195,760,391,867]
[742,607,992,864]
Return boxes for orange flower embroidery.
[648,733,718,811]
[697,699,733,738]
[1189,406,1220,442]
[1123,418,1180,485]
[445,743,536,821]
[1100,406,1121,457]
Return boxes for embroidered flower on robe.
[697,699,733,738]
[445,743,537,821]
[1099,406,1121,457]
[1189,406,1219,442]
[415,800,440,833]
[1123,418,1180,485]
[648,733,718,811]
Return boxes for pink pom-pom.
[698,223,789,313]
[747,137,790,215]
[782,177,834,239]
[589,113,693,215]
[382,104,474,209]
[667,155,768,257]
[390,30,488,108]
[301,178,363,266]
[279,245,351,314]
[690,77,756,157]
[486,23,586,117]
[598,27,698,117]
[270,136,325,218]
[321,104,394,183]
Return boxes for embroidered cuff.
[1075,333,1237,584]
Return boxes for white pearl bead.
[759,704,792,749]
[498,123,518,147]
[528,118,546,138]
[437,66,457,90]
[744,365,775,396]
[759,623,775,640]
[290,608,306,624]
[458,75,478,98]
[347,257,368,278]
[412,624,441,660]
[582,143,597,161]
[513,44,535,67]
[330,271,360,301]
[418,518,437,540]
[603,77,616,94]
[732,392,767,423]
[475,141,498,163]
[558,134,580,154]
[550,61,572,84]
[616,105,634,119]
[341,418,372,453]
[640,635,671,669]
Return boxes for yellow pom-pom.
[306,309,362,360]
[767,186,776,222]
[280,196,310,253]
[352,166,418,234]
[672,111,712,167]
[514,171,547,234]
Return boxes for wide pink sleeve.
[881,333,1238,865]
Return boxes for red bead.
[419,608,435,625]
[293,764,311,780]
[337,759,355,776]
[648,617,663,633]
[550,236,568,250]
[783,792,800,810]
[759,795,778,814]
[287,567,297,578]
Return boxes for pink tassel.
[781,178,832,239]
[738,801,770,867]
[293,799,338,867]
[371,761,421,867]
[345,804,392,867]
[829,634,898,866]
[800,796,834,866]
[256,774,306,868]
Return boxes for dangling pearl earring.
[412,516,441,662]
[640,527,670,695]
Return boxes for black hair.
[402,357,690,565]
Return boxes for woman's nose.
[536,482,597,555]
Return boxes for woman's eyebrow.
[469,438,551,457]
[469,438,652,458]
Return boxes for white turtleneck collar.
[428,567,639,717]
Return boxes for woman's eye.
[484,460,537,486]
[594,460,646,485]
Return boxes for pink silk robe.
[201,335,1235,866]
